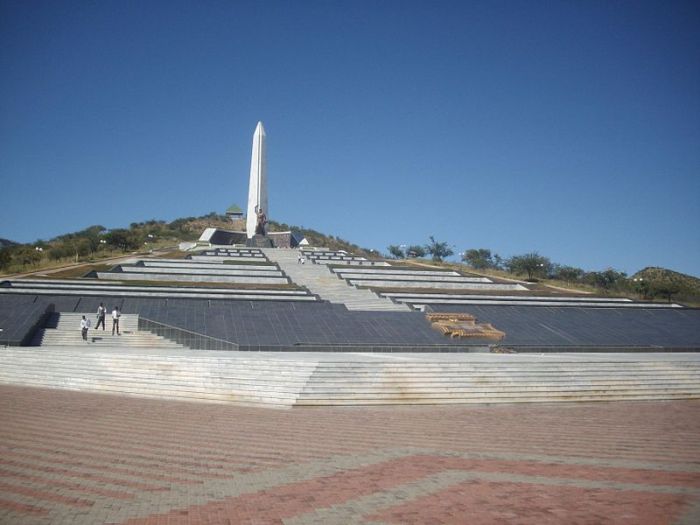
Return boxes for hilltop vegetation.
[2,217,697,305]
[387,243,699,305]
[0,213,376,275]
[0,213,231,275]
[0,238,17,248]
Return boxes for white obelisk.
[246,121,267,239]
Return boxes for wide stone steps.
[0,347,699,407]
[263,248,409,311]
[33,313,184,349]
[0,349,317,407]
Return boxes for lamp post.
[633,277,647,300]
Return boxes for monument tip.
[255,121,266,135]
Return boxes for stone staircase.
[32,313,185,349]
[0,348,316,407]
[294,359,700,405]
[263,248,410,311]
[0,348,698,407]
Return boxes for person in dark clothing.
[96,303,106,330]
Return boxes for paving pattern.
[0,384,699,524]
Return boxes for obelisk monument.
[246,121,267,239]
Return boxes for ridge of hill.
[0,213,376,276]
[1,215,698,306]
[0,238,18,248]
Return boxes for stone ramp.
[0,348,698,408]
[263,248,410,311]
[32,312,185,349]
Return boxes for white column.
[246,121,267,238]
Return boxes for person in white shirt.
[80,315,91,342]
[111,307,121,335]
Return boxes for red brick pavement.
[0,384,699,524]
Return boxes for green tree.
[387,245,405,259]
[648,273,682,303]
[105,229,141,252]
[406,245,426,258]
[462,248,493,269]
[507,252,551,281]
[14,246,43,267]
[583,269,627,291]
[0,248,11,270]
[425,236,453,262]
[552,265,584,283]
[48,244,70,261]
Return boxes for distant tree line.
[386,241,697,303]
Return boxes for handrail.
[138,316,239,351]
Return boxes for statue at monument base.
[255,207,267,236]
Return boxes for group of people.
[80,303,122,342]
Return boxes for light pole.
[633,277,647,300]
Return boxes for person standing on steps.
[80,315,91,342]
[112,306,121,335]
[95,303,106,331]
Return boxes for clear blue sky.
[1,1,698,276]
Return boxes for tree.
[648,274,682,303]
[583,269,627,291]
[551,265,584,283]
[48,244,70,261]
[0,248,10,270]
[462,249,493,269]
[105,229,141,252]
[387,245,405,259]
[506,252,551,281]
[425,236,453,262]
[406,245,426,258]
[14,246,42,267]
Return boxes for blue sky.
[1,0,699,276]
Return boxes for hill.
[631,267,700,304]
[0,238,18,248]
[1,216,698,306]
[0,213,376,276]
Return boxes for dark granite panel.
[0,296,53,345]
[3,293,698,350]
[431,305,700,348]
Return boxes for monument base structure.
[2,244,700,408]
[197,228,304,249]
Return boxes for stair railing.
[137,317,239,351]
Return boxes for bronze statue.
[255,207,267,236]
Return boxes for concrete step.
[262,248,410,311]
[1,346,699,407]
[3,357,697,384]
[34,313,185,349]
[294,392,700,406]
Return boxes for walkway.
[263,248,409,311]
[0,385,698,524]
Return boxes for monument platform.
[1,383,698,524]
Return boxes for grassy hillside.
[0,214,377,276]
[631,267,700,305]
[2,216,698,307]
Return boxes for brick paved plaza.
[0,385,699,524]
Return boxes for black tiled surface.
[433,305,700,348]
[0,296,53,345]
[3,294,699,350]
